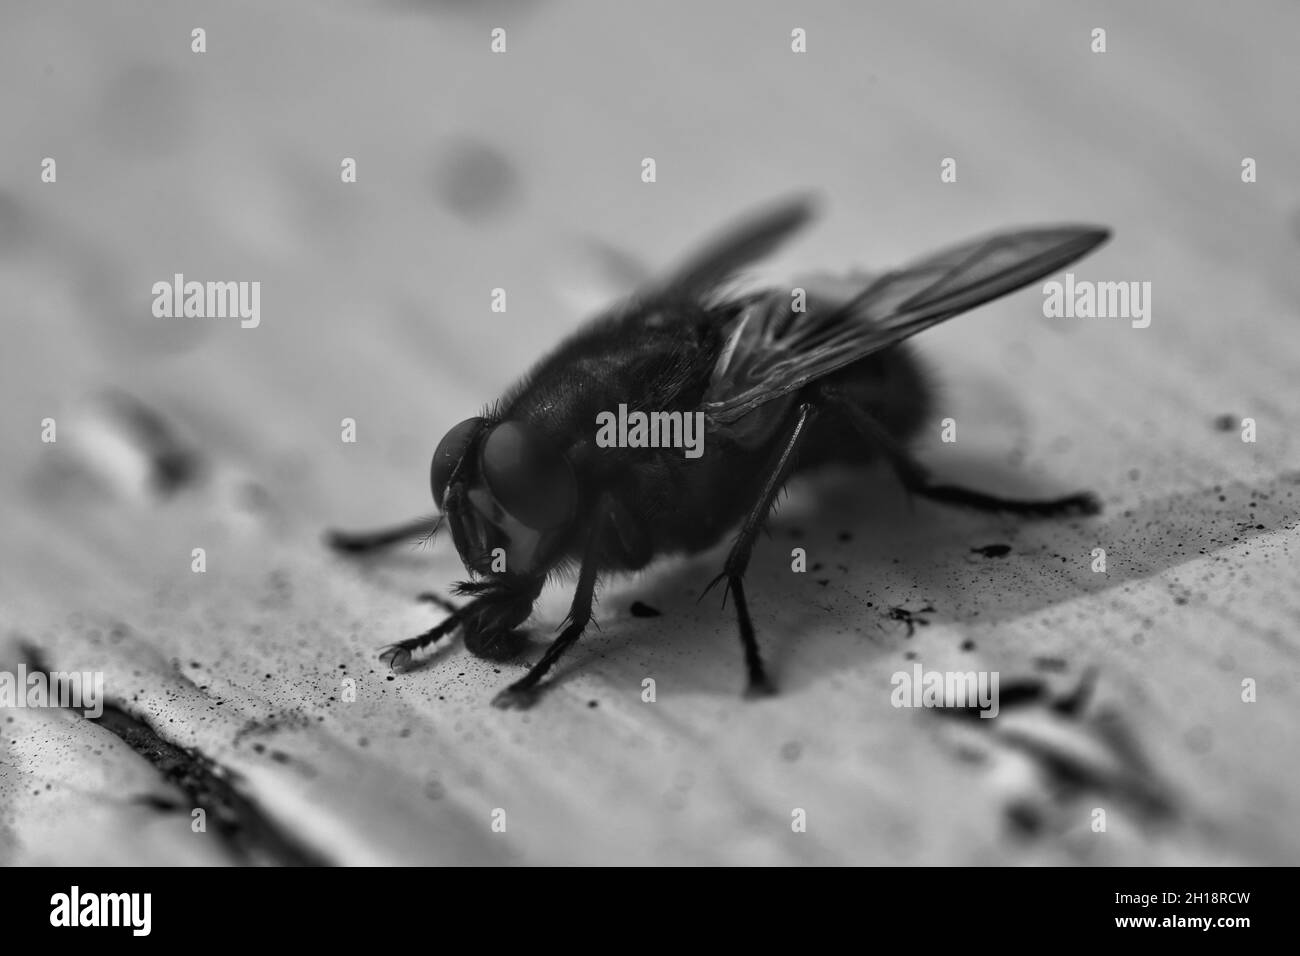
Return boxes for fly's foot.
[915,482,1104,519]
[1061,491,1103,516]
[491,682,542,710]
[380,609,466,671]
[379,644,414,670]
[699,571,734,607]
[744,675,778,699]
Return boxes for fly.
[327,197,1110,708]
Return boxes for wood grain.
[2,0,1297,865]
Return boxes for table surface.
[2,0,1298,865]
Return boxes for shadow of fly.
[327,197,1109,708]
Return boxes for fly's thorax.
[721,393,797,449]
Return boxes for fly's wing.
[498,196,817,415]
[703,225,1111,423]
[605,195,817,323]
[652,195,816,301]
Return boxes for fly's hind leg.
[822,388,1101,518]
[702,401,818,698]
[906,480,1099,517]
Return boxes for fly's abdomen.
[795,343,933,469]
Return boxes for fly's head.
[430,417,578,583]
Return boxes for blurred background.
[1,0,1298,865]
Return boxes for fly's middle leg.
[703,401,818,698]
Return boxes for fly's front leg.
[379,601,470,669]
[325,515,442,554]
[490,501,613,710]
[822,389,1100,518]
[417,592,460,614]
[386,580,539,669]
[703,401,817,698]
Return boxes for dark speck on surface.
[629,601,661,618]
[1006,801,1043,836]
[136,794,180,811]
[1186,725,1214,754]
[433,139,518,220]
[971,543,1012,558]
[1213,413,1236,431]
[888,605,935,638]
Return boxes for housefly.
[327,197,1110,708]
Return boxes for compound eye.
[431,417,487,507]
[480,421,575,530]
